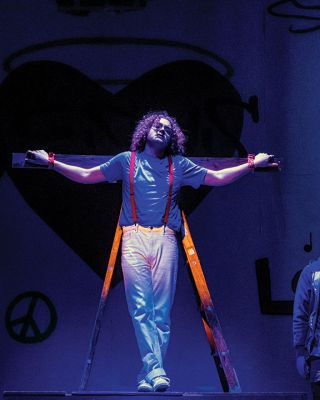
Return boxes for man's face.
[147,117,173,151]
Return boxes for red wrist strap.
[48,152,55,168]
[247,154,255,169]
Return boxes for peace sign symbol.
[5,291,57,343]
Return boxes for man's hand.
[25,150,49,166]
[204,152,280,186]
[254,153,278,168]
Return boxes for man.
[293,258,320,399]
[27,110,275,392]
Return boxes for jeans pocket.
[164,233,177,244]
[123,230,133,240]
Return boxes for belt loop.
[135,223,138,232]
[163,224,166,235]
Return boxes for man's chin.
[149,139,167,149]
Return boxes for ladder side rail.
[79,216,123,391]
[181,211,241,393]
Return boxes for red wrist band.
[48,152,55,168]
[247,154,255,169]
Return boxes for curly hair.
[130,111,186,155]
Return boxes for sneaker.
[137,380,153,392]
[152,376,170,392]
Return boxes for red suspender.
[129,151,138,225]
[163,155,173,226]
[129,152,173,226]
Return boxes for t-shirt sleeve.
[179,156,208,188]
[99,152,128,182]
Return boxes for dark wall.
[0,0,315,395]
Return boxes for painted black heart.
[0,60,244,284]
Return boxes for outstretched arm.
[203,153,277,186]
[26,150,106,184]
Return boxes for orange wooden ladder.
[79,211,241,392]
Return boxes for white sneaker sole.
[137,383,153,392]
[153,381,170,392]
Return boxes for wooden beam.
[12,153,281,172]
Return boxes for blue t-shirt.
[100,151,208,232]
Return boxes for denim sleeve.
[293,266,312,357]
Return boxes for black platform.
[2,391,308,400]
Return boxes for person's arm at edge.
[293,267,312,378]
[293,268,311,357]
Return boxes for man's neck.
[144,143,165,159]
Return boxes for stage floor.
[2,391,307,400]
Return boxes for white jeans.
[121,225,179,383]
